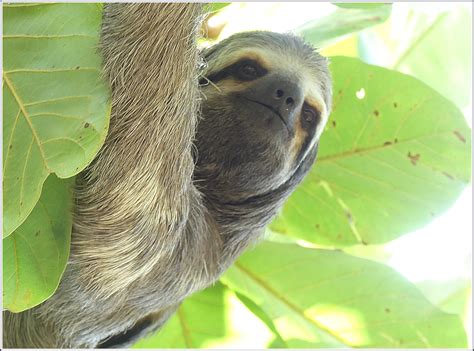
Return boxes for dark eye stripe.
[199,59,267,85]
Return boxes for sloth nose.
[248,75,303,127]
[274,88,296,118]
[265,79,303,124]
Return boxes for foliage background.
[2,2,472,349]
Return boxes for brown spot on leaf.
[393,102,398,108]
[35,231,41,237]
[75,66,80,70]
[338,89,342,95]
[442,172,454,180]
[394,138,398,143]
[9,144,13,149]
[384,307,391,313]
[373,110,380,117]
[453,131,466,143]
[361,239,369,246]
[84,122,90,128]
[383,141,392,146]
[407,152,420,165]
[337,234,342,239]
[315,224,320,229]
[332,120,336,127]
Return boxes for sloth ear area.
[199,42,220,62]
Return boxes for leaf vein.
[3,108,22,175]
[3,73,50,171]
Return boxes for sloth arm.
[72,3,206,297]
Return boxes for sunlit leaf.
[296,4,391,48]
[3,3,110,237]
[271,57,471,246]
[359,6,472,109]
[133,283,277,348]
[417,279,472,317]
[3,174,73,312]
[222,241,467,347]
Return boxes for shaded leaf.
[295,4,391,48]
[271,57,471,246]
[3,174,73,312]
[3,3,110,237]
[133,282,276,348]
[222,241,467,347]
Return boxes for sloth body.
[3,3,331,348]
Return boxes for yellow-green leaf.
[133,283,277,348]
[3,3,110,237]
[222,242,467,347]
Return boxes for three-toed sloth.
[4,3,331,348]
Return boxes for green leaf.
[205,3,230,14]
[3,174,73,312]
[295,4,391,48]
[222,241,467,347]
[3,3,110,237]
[271,57,471,247]
[133,282,277,348]
[391,7,472,109]
[416,279,472,317]
[232,291,288,347]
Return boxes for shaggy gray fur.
[3,3,331,348]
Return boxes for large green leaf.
[3,174,73,312]
[222,241,467,348]
[3,3,110,237]
[271,57,471,247]
[133,282,277,348]
[295,4,391,48]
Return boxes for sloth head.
[195,31,332,207]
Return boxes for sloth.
[3,3,331,348]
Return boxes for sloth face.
[195,31,332,203]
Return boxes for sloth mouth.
[243,98,290,133]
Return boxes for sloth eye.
[240,63,257,77]
[302,105,319,128]
[235,60,265,81]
